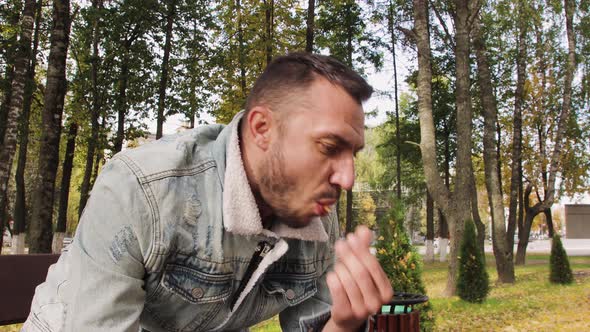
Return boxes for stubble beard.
[258,142,310,228]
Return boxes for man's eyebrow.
[322,134,364,153]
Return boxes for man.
[24,53,393,332]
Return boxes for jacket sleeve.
[278,211,340,331]
[24,157,154,332]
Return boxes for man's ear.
[246,106,273,151]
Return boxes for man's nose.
[329,155,355,191]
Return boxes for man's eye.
[320,143,339,155]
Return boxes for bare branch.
[398,27,417,43]
[429,0,455,50]
[467,0,482,29]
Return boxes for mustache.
[316,187,341,201]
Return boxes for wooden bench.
[0,254,60,325]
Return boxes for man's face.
[256,78,365,228]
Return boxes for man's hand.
[324,225,393,331]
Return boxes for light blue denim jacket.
[24,112,338,332]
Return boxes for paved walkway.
[417,239,590,256]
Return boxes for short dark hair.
[245,52,373,112]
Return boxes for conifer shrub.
[549,234,573,284]
[375,201,434,331]
[457,219,489,303]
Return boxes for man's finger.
[348,230,394,303]
[336,238,383,314]
[326,271,353,321]
[355,225,373,248]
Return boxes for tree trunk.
[438,209,449,261]
[12,0,43,247]
[305,0,315,52]
[56,121,77,235]
[345,11,353,71]
[507,0,527,251]
[54,121,78,253]
[425,190,434,262]
[388,0,402,199]
[514,218,532,264]
[156,0,176,139]
[413,0,468,296]
[468,165,485,259]
[29,0,71,253]
[412,0,451,219]
[236,0,246,102]
[79,0,102,218]
[91,121,105,187]
[264,0,274,65]
[517,163,524,245]
[0,7,20,146]
[544,208,555,237]
[440,0,473,296]
[113,50,129,153]
[473,14,515,283]
[0,0,36,244]
[516,183,542,264]
[345,189,353,233]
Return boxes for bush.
[549,234,573,284]
[375,201,434,331]
[457,219,489,303]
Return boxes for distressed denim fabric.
[23,113,337,332]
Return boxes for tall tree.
[425,190,435,262]
[507,0,528,263]
[384,0,402,200]
[264,0,274,65]
[54,119,78,253]
[516,0,577,264]
[0,1,22,147]
[472,13,515,283]
[0,0,36,247]
[468,163,485,258]
[12,0,43,253]
[156,0,176,139]
[78,0,103,218]
[408,0,474,296]
[109,0,158,153]
[172,0,216,128]
[305,0,315,52]
[317,0,382,233]
[29,0,72,253]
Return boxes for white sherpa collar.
[222,113,329,242]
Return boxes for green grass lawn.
[2,254,588,332]
[252,254,590,332]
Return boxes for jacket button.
[285,289,296,300]
[191,287,204,299]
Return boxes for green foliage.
[549,234,574,284]
[457,220,489,303]
[355,192,376,228]
[375,92,425,207]
[316,0,382,70]
[375,202,434,331]
[211,0,306,123]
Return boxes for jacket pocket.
[262,272,317,307]
[162,263,232,304]
[144,263,233,332]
